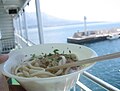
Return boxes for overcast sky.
[27,0,120,22]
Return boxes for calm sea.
[28,22,120,91]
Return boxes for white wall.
[0,6,15,53]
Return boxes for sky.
[26,0,120,22]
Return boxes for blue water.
[27,22,120,90]
[79,40,120,91]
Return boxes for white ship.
[107,34,120,40]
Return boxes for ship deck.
[0,0,120,90]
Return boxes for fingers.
[9,85,26,91]
[0,74,9,91]
[0,54,9,64]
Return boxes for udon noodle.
[12,49,83,78]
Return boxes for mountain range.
[26,12,83,28]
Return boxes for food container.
[3,43,97,91]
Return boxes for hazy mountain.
[26,12,82,28]
[42,13,82,27]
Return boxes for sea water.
[78,40,120,91]
[27,22,120,91]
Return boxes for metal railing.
[0,37,15,53]
[76,71,120,91]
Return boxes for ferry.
[106,34,120,40]
[0,0,120,91]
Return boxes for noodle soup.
[3,43,97,91]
